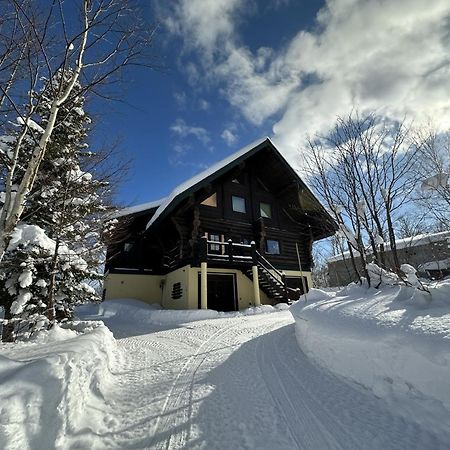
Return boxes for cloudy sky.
[111,0,450,205]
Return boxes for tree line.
[305,113,450,288]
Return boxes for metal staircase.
[244,251,299,303]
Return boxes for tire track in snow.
[149,319,243,450]
[99,312,447,449]
[255,322,350,449]
[256,322,446,450]
[104,326,212,449]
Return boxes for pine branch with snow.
[0,72,117,341]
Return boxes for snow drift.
[290,280,450,437]
[0,321,118,449]
[77,298,289,326]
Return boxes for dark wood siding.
[107,144,326,274]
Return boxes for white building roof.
[327,230,450,263]
[113,198,166,219]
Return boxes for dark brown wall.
[107,148,319,273]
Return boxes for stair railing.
[253,247,289,302]
[255,250,284,285]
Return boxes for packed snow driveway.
[91,310,447,450]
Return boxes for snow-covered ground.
[1,296,449,449]
[0,321,117,449]
[291,280,450,440]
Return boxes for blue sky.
[93,0,450,206]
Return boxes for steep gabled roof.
[146,137,272,229]
[113,198,166,219]
[117,137,336,238]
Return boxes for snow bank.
[290,281,450,437]
[77,299,287,326]
[0,321,118,449]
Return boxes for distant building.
[327,231,450,286]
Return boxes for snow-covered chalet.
[104,137,337,311]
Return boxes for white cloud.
[173,91,187,108]
[198,99,210,110]
[160,0,450,164]
[221,128,237,145]
[170,118,211,145]
[160,0,245,60]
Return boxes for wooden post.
[200,236,208,309]
[251,241,261,306]
[251,240,258,265]
[281,271,288,303]
[228,239,233,263]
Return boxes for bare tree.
[413,128,450,229]
[0,0,156,262]
[304,112,419,284]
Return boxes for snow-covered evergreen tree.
[0,70,113,341]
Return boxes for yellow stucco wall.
[162,265,191,310]
[104,272,163,305]
[104,266,312,310]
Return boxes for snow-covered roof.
[114,198,166,219]
[418,258,450,271]
[327,230,450,263]
[146,136,271,229]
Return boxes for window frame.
[231,195,247,214]
[265,239,281,255]
[259,202,272,219]
[207,232,222,254]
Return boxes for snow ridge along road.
[93,311,448,449]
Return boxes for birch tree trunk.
[0,0,89,263]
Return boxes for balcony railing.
[205,239,253,264]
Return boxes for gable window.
[266,239,280,255]
[232,195,246,213]
[201,192,217,207]
[260,202,272,219]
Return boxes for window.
[209,233,221,254]
[260,202,272,219]
[266,239,280,255]
[232,195,246,213]
[124,242,133,252]
[201,192,217,207]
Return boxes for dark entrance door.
[198,273,237,311]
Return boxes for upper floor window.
[260,202,272,219]
[232,195,246,213]
[266,239,280,255]
[124,242,133,252]
[201,192,217,207]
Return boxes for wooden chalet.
[104,137,336,311]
